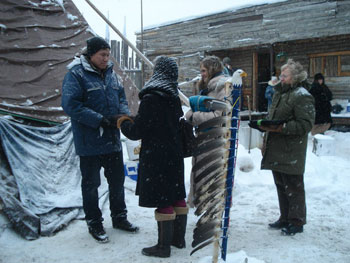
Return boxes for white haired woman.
[259,59,315,235]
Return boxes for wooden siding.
[274,35,350,99]
[137,0,349,56]
[136,0,350,109]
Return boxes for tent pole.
[84,0,190,106]
[85,0,153,68]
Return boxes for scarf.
[139,56,179,99]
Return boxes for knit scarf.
[139,56,179,99]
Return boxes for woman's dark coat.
[309,82,333,124]
[120,57,185,208]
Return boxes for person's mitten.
[189,95,214,112]
[117,115,134,129]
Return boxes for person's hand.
[117,115,134,129]
[260,124,283,133]
[100,117,113,129]
[108,114,125,128]
[249,119,285,133]
[248,120,265,132]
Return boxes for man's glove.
[107,114,125,128]
[100,117,112,129]
[189,95,214,112]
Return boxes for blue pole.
[221,84,241,261]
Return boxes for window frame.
[308,51,350,77]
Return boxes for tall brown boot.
[172,206,189,248]
[142,211,175,258]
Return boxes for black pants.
[80,151,127,225]
[272,171,306,226]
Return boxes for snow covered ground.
[1,128,349,263]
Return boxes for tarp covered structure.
[0,0,139,124]
[0,117,109,240]
[0,0,140,239]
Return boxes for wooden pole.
[140,0,144,86]
[84,0,190,106]
[85,0,153,69]
[247,95,252,154]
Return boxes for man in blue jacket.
[62,36,138,243]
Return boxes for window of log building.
[309,51,350,77]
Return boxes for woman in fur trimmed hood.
[185,55,227,207]
[185,55,227,125]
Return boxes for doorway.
[257,52,271,112]
[253,49,274,112]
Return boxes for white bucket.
[239,125,264,150]
[125,140,140,161]
[312,134,335,156]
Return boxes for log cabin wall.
[136,0,350,110]
[273,35,350,100]
[207,47,256,109]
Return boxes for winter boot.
[112,217,139,233]
[142,211,175,258]
[172,206,188,248]
[87,220,109,243]
[281,224,303,235]
[268,219,289,229]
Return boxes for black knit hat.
[314,73,324,81]
[86,37,110,57]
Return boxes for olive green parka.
[261,82,315,175]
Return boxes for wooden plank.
[309,50,350,57]
[252,52,258,111]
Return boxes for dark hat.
[86,37,110,57]
[314,73,324,81]
[223,57,231,65]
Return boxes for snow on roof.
[138,0,287,33]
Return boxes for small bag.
[179,118,196,158]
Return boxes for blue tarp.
[0,117,108,239]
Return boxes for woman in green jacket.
[260,59,315,235]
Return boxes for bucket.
[312,134,335,156]
[125,140,140,161]
[124,161,138,181]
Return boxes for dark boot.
[268,219,289,229]
[281,224,303,236]
[172,206,188,248]
[142,211,175,258]
[87,219,109,243]
[112,218,139,233]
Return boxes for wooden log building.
[135,0,350,112]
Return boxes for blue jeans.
[80,151,127,225]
